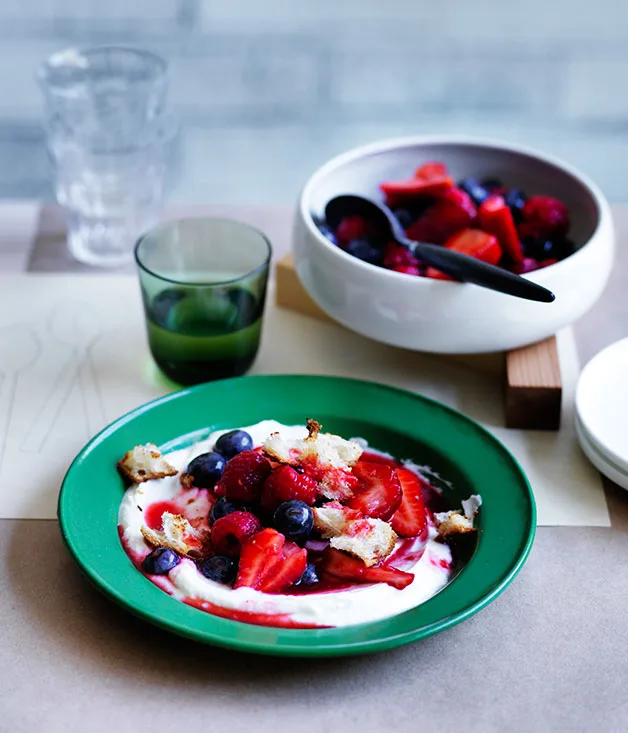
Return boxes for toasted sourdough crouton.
[263,419,363,471]
[434,494,482,538]
[118,444,177,483]
[434,512,474,538]
[313,503,397,567]
[264,420,363,500]
[141,512,209,558]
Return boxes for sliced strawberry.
[344,460,402,520]
[259,541,308,593]
[442,186,479,212]
[380,176,454,204]
[405,188,476,245]
[234,528,284,590]
[424,267,451,280]
[424,228,501,281]
[448,228,501,262]
[414,161,449,180]
[319,548,414,590]
[390,469,428,538]
[478,195,523,264]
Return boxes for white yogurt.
[118,420,453,628]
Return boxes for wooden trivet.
[276,253,562,430]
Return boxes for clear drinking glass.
[135,218,272,386]
[38,46,177,267]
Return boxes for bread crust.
[140,512,209,558]
[118,444,177,483]
[314,503,397,567]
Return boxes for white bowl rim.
[298,134,612,287]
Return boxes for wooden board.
[275,253,563,430]
[505,336,562,430]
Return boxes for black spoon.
[324,195,556,303]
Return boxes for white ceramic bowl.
[293,137,614,353]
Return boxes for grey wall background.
[1,0,625,203]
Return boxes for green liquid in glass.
[144,286,264,385]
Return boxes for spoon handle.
[406,241,555,303]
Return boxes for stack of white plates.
[575,338,628,490]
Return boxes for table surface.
[2,203,628,733]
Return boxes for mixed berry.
[319,160,575,278]
[140,422,470,597]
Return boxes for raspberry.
[261,465,318,513]
[220,450,271,502]
[514,257,540,275]
[392,264,421,276]
[521,196,570,239]
[210,511,262,557]
[335,216,373,247]
[383,241,419,269]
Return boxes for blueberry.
[543,238,575,261]
[273,500,314,543]
[481,177,503,191]
[458,177,490,206]
[295,562,319,587]
[317,223,337,245]
[522,237,573,261]
[345,238,382,266]
[215,430,253,459]
[143,547,181,575]
[198,555,237,585]
[503,189,527,222]
[520,237,541,259]
[392,208,414,229]
[406,198,434,218]
[561,239,576,259]
[210,496,239,524]
[186,451,226,488]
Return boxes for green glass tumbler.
[135,218,271,385]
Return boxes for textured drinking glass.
[135,218,272,385]
[38,46,177,267]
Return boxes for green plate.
[58,375,536,657]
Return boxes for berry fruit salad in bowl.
[293,137,614,353]
[117,419,481,629]
[322,161,574,279]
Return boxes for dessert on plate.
[118,419,481,628]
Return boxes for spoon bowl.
[324,194,555,303]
